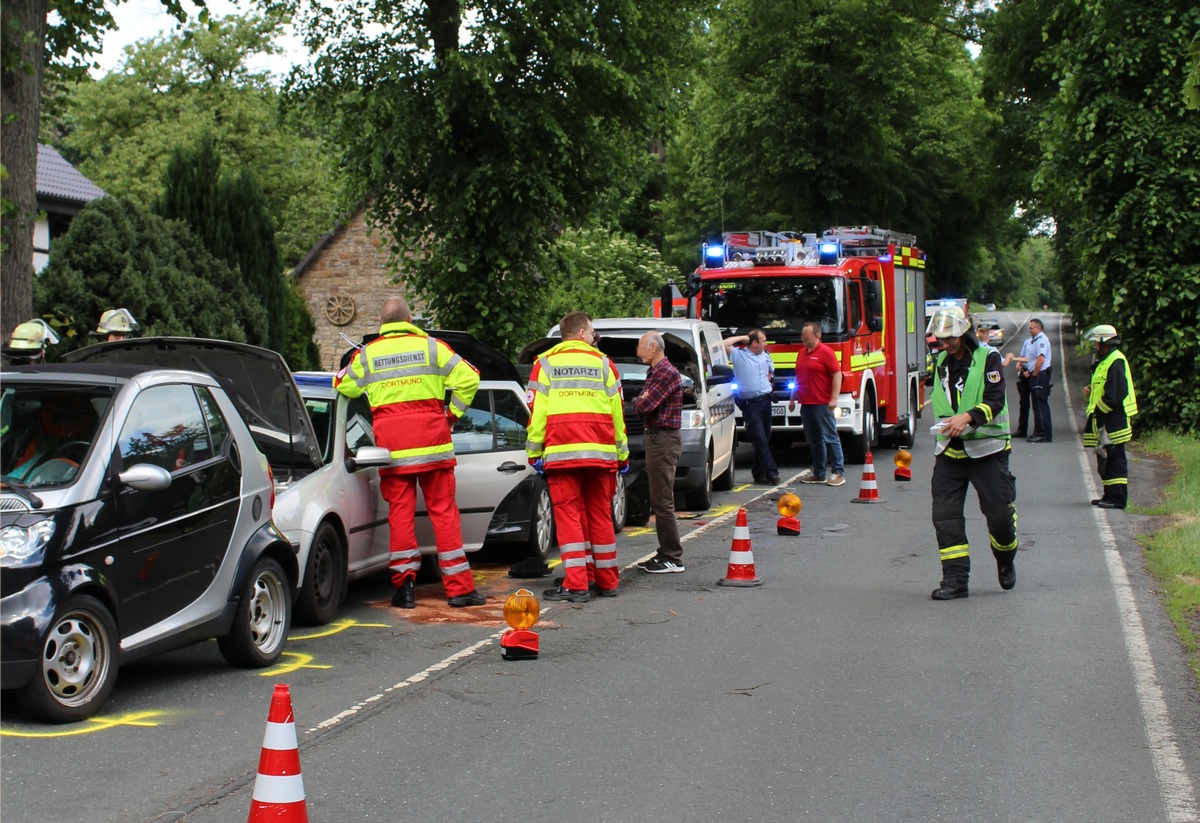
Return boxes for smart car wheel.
[295,522,345,626]
[17,594,119,723]
[526,484,555,559]
[218,557,291,668]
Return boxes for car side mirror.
[119,463,173,491]
[708,363,733,385]
[346,445,393,472]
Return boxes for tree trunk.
[0,0,48,342]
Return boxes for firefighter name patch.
[987,370,1002,383]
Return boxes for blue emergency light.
[704,243,725,267]
[786,380,796,392]
[818,242,838,265]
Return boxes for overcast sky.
[92,0,309,81]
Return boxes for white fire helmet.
[7,319,60,350]
[95,308,140,336]
[926,306,970,339]
[1084,324,1120,345]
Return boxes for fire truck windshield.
[699,276,846,343]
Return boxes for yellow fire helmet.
[95,308,140,336]
[926,306,970,339]
[1084,324,1120,344]
[7,319,60,350]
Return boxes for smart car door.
[114,384,240,636]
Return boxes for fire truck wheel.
[891,385,917,449]
[843,392,878,464]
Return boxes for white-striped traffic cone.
[852,451,886,504]
[248,684,308,823]
[717,508,763,587]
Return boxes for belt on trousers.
[741,393,771,402]
[645,426,680,432]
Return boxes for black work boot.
[931,578,969,600]
[994,549,1016,591]
[448,589,486,607]
[391,579,415,609]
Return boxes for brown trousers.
[645,428,683,562]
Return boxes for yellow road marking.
[289,618,390,641]
[708,504,740,518]
[0,710,166,738]
[623,527,655,537]
[259,651,332,676]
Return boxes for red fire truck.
[679,226,928,463]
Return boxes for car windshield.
[699,276,845,342]
[0,384,114,489]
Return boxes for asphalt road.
[3,313,1198,823]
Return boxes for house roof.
[37,144,104,204]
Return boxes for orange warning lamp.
[777,491,801,536]
[894,449,913,481]
[500,589,540,660]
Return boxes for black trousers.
[931,451,1018,580]
[1097,443,1129,507]
[1014,374,1030,435]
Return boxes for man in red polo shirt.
[789,321,846,486]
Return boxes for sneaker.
[542,585,591,603]
[798,469,825,484]
[641,558,685,574]
[636,555,664,569]
[767,474,781,484]
[447,590,486,607]
[826,473,846,487]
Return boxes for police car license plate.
[772,402,789,417]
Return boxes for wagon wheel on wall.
[324,294,356,326]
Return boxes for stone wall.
[293,211,423,370]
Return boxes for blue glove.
[618,461,629,475]
[531,459,545,475]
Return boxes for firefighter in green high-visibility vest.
[1082,325,1137,510]
[927,306,1019,601]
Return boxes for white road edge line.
[310,486,782,736]
[1058,319,1198,821]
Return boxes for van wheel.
[685,454,713,511]
[218,558,290,668]
[295,522,345,626]
[713,453,735,491]
[18,594,119,723]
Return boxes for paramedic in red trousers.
[927,306,1019,600]
[632,330,686,574]
[526,311,629,602]
[334,297,486,609]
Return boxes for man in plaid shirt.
[632,331,686,573]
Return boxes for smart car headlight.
[0,519,55,564]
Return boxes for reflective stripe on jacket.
[526,339,629,469]
[333,321,480,473]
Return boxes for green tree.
[156,134,288,354]
[33,195,268,355]
[527,228,675,341]
[283,0,711,355]
[1,0,202,341]
[1034,0,1200,432]
[662,0,1001,296]
[50,11,343,266]
[281,278,320,370]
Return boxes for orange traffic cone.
[248,684,309,823]
[717,508,763,587]
[852,451,886,504]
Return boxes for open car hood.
[65,337,322,471]
[338,330,522,384]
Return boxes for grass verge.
[1136,431,1200,680]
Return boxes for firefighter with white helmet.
[1082,324,1136,509]
[926,305,1019,600]
[95,308,140,342]
[2,320,60,366]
